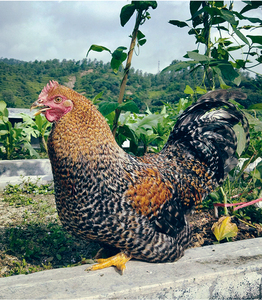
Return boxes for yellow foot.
[85,252,131,274]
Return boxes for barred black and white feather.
[164,89,249,184]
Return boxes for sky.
[0,1,262,75]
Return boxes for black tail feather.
[165,90,249,183]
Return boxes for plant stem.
[220,186,228,215]
[112,10,143,137]
[42,136,48,153]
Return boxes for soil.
[0,192,262,277]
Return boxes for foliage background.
[0,57,262,113]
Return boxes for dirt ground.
[0,193,262,277]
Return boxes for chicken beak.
[30,101,51,116]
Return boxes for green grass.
[0,179,100,277]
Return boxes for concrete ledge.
[0,238,262,299]
[0,159,53,190]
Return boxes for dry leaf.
[211,216,238,242]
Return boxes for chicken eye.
[54,97,63,104]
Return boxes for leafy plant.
[0,101,39,159]
[21,113,51,152]
[165,1,262,89]
[87,1,157,136]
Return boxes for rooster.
[31,81,249,273]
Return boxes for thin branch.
[112,10,143,137]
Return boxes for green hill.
[0,58,261,111]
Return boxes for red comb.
[38,80,59,101]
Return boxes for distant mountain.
[0,58,26,65]
[0,58,261,111]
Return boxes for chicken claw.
[86,252,131,274]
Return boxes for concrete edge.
[0,238,262,299]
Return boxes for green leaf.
[137,30,145,40]
[184,85,194,95]
[161,61,197,73]
[256,56,262,63]
[187,51,210,61]
[118,101,139,113]
[220,9,238,26]
[56,254,62,261]
[98,101,119,116]
[190,1,202,19]
[133,1,157,11]
[214,62,239,82]
[0,101,7,113]
[232,26,250,45]
[212,17,226,25]
[248,103,262,110]
[226,45,245,51]
[234,59,246,69]
[111,56,125,74]
[23,142,40,158]
[0,130,9,136]
[240,1,262,14]
[112,47,127,61]
[120,4,136,27]
[137,30,147,46]
[195,86,207,94]
[111,47,127,73]
[86,45,111,57]
[233,74,242,86]
[247,35,262,45]
[92,91,103,104]
[234,123,246,156]
[138,39,147,46]
[169,20,189,28]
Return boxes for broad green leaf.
[111,47,128,73]
[98,101,119,116]
[118,101,139,113]
[23,142,40,158]
[161,61,197,73]
[0,130,9,136]
[217,74,231,89]
[214,62,239,82]
[247,35,262,45]
[184,85,194,95]
[195,86,207,94]
[187,51,210,61]
[138,39,146,46]
[0,101,7,113]
[212,216,238,242]
[120,4,136,27]
[86,45,111,57]
[212,17,226,25]
[112,46,127,61]
[134,1,157,11]
[256,56,262,63]
[227,45,245,51]
[137,30,145,40]
[169,20,189,28]
[137,30,147,46]
[233,74,242,86]
[240,1,262,14]
[216,25,229,32]
[92,91,103,104]
[234,123,247,156]
[190,1,201,19]
[220,9,238,26]
[232,26,250,45]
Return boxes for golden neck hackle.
[48,87,123,163]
